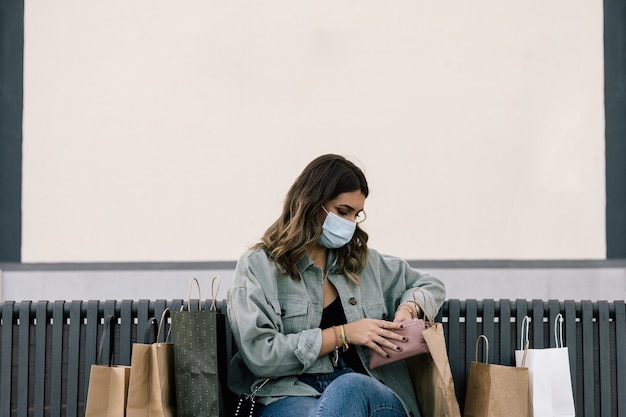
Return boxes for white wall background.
[22,1,605,263]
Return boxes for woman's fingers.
[356,319,408,356]
[345,318,408,357]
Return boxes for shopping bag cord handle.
[210,275,221,311]
[555,313,564,348]
[411,287,437,324]
[520,316,530,350]
[475,334,489,363]
[187,277,202,311]
[157,308,172,342]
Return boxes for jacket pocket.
[273,297,309,334]
[361,301,386,320]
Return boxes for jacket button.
[349,297,357,305]
[409,412,415,417]
[280,309,286,317]
[382,313,388,320]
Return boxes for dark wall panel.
[605,0,626,258]
[0,0,24,262]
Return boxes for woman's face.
[321,190,366,224]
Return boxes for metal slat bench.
[1,299,624,417]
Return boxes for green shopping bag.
[173,277,224,417]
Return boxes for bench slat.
[84,301,100,411]
[498,299,512,366]
[615,301,626,416]
[66,301,82,417]
[515,299,527,363]
[563,300,578,413]
[531,299,544,349]
[581,300,595,416]
[103,300,117,366]
[446,299,462,406]
[1,302,14,417]
[153,300,168,343]
[482,300,495,362]
[50,301,64,417]
[598,301,611,417]
[120,300,133,364]
[548,300,561,348]
[136,300,151,345]
[34,301,48,417]
[465,299,478,371]
[17,301,31,417]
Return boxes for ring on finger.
[375,336,381,344]
[381,320,386,329]
[379,327,385,336]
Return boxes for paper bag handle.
[555,313,565,348]
[411,287,437,324]
[519,316,530,350]
[210,275,221,311]
[186,277,202,311]
[157,308,172,342]
[475,334,489,363]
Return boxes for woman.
[227,154,446,417]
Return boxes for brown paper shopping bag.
[463,335,529,417]
[408,323,462,417]
[85,315,132,417]
[406,288,461,417]
[126,309,177,417]
[173,277,224,417]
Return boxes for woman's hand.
[344,318,408,359]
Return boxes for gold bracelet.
[398,303,417,318]
[399,306,414,317]
[409,301,423,318]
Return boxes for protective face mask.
[318,206,357,249]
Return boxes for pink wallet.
[369,318,429,369]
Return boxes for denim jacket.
[227,247,446,417]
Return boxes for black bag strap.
[96,315,116,366]
[143,317,158,344]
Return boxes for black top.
[319,296,367,373]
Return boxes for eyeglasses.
[322,205,367,224]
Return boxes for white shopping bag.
[515,314,576,417]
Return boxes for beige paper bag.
[126,309,177,417]
[85,365,132,417]
[463,335,529,417]
[407,323,462,417]
[85,316,132,417]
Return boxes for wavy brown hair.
[254,154,369,284]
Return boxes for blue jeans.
[255,373,407,417]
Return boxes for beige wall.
[22,1,605,262]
